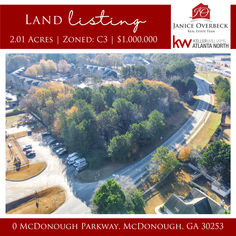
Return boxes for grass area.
[77,161,126,182]
[6,114,25,129]
[188,111,221,150]
[144,166,193,214]
[196,71,230,84]
[6,162,47,181]
[222,115,230,144]
[7,186,65,214]
[188,94,221,150]
[77,104,192,182]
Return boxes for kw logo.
[173,35,192,48]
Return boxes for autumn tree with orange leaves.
[178,147,190,162]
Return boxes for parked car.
[68,156,80,165]
[67,152,78,161]
[55,147,64,154]
[23,145,32,151]
[48,139,57,147]
[42,132,50,138]
[75,160,88,172]
[25,149,33,154]
[73,157,87,167]
[57,148,68,157]
[51,143,64,152]
[26,152,36,158]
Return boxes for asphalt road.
[68,76,211,205]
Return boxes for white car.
[75,162,88,171]
[73,158,87,167]
[66,152,78,161]
[68,156,80,165]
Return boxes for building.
[162,188,225,214]
[6,92,18,110]
[211,181,230,198]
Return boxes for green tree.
[147,110,165,141]
[186,78,197,95]
[125,186,145,214]
[108,133,133,162]
[97,108,119,142]
[200,140,230,184]
[92,179,126,214]
[151,66,162,79]
[171,79,186,96]
[100,85,117,107]
[150,146,179,181]
[121,65,148,80]
[91,92,106,114]
[214,76,230,106]
[112,98,139,132]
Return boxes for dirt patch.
[6,162,47,181]
[7,186,66,214]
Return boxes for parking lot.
[6,133,91,214]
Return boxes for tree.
[24,64,43,77]
[91,92,106,114]
[92,179,126,214]
[99,85,117,107]
[121,65,148,80]
[166,58,195,79]
[178,147,190,162]
[108,133,133,162]
[129,122,150,147]
[186,78,197,95]
[147,110,165,140]
[200,140,230,184]
[218,102,230,114]
[92,177,145,214]
[151,66,162,79]
[97,108,119,142]
[112,98,139,132]
[7,55,30,72]
[171,79,186,96]
[123,77,139,87]
[149,146,179,181]
[214,76,230,106]
[58,59,69,73]
[124,186,145,214]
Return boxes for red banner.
[231,5,236,49]
[0,5,171,49]
[0,218,235,235]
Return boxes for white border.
[0,0,235,219]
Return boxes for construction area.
[6,137,29,172]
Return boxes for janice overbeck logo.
[190,3,210,20]
[173,3,229,49]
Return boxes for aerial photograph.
[5,53,230,214]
